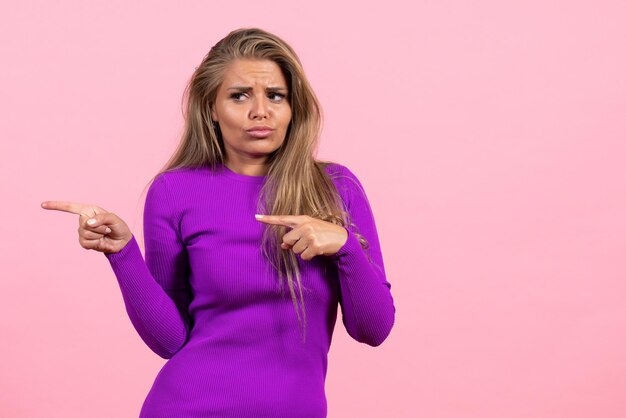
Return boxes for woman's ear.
[210,104,218,122]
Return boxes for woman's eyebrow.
[227,86,288,92]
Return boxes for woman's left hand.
[255,214,348,260]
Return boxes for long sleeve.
[104,174,193,359]
[329,165,396,346]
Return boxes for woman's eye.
[268,92,286,102]
[229,92,287,102]
[230,92,247,101]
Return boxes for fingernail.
[105,227,112,234]
[255,214,264,219]
[87,218,96,225]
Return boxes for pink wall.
[2,0,625,417]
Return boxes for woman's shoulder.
[319,160,356,180]
[146,165,212,202]
[152,165,212,185]
[318,160,368,205]
[319,160,363,187]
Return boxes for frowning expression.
[210,58,292,163]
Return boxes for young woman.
[41,27,395,418]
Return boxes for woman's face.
[211,58,292,165]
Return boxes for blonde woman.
[41,28,395,418]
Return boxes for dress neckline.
[220,163,267,184]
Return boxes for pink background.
[2,0,625,417]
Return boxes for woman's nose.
[249,96,269,119]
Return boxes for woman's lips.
[245,127,274,138]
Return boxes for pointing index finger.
[255,214,303,228]
[41,201,89,216]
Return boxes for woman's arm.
[105,174,192,359]
[329,164,396,346]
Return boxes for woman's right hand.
[41,201,133,254]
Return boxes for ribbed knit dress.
[104,162,395,418]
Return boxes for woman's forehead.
[221,59,287,88]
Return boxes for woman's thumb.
[85,212,130,239]
[85,212,113,228]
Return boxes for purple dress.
[105,162,395,417]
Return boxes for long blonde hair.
[144,28,368,343]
